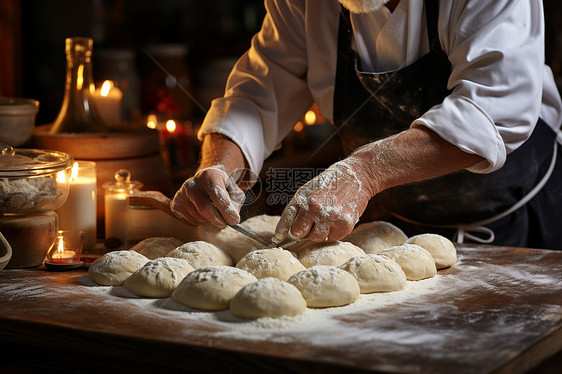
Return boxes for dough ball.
[131,237,184,260]
[288,265,360,308]
[230,277,307,319]
[235,248,305,281]
[343,221,407,254]
[168,241,233,268]
[296,240,365,268]
[124,257,194,297]
[380,244,437,281]
[404,233,457,269]
[172,266,257,310]
[338,254,407,293]
[89,250,149,286]
[198,215,280,263]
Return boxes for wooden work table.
[0,244,561,373]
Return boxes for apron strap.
[394,137,560,244]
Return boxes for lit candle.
[93,80,123,124]
[56,161,97,250]
[51,237,76,263]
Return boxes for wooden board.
[0,244,561,373]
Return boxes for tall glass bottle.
[50,37,109,134]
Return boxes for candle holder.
[44,230,84,270]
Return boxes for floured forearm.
[350,126,486,197]
[199,133,249,173]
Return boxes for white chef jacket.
[199,0,562,175]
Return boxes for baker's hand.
[274,155,377,243]
[170,166,245,229]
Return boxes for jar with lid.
[50,37,109,134]
[102,169,142,246]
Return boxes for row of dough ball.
[88,238,455,319]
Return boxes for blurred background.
[1,0,562,217]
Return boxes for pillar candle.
[56,161,97,250]
[93,80,123,124]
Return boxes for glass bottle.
[50,37,109,134]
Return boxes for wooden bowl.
[0,232,12,271]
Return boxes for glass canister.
[50,37,109,134]
[102,169,142,245]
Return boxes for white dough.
[88,250,149,286]
[288,265,360,308]
[167,241,233,268]
[338,254,407,293]
[131,237,184,260]
[404,233,457,269]
[124,257,194,297]
[172,266,257,310]
[343,221,407,254]
[380,244,437,281]
[296,240,365,268]
[236,248,305,281]
[198,214,280,263]
[229,277,307,319]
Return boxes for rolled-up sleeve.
[413,0,545,173]
[199,0,314,175]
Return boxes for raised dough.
[131,237,184,260]
[338,254,407,293]
[343,221,407,254]
[230,277,307,319]
[124,257,194,297]
[288,265,360,308]
[296,240,365,268]
[404,233,457,269]
[235,248,305,281]
[198,214,280,263]
[172,266,257,310]
[167,241,233,268]
[88,250,149,286]
[380,244,437,281]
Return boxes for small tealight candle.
[45,230,84,270]
[93,80,123,125]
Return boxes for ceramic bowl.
[0,97,39,146]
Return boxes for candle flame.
[304,110,316,125]
[57,237,64,254]
[56,170,67,183]
[76,64,84,90]
[70,162,79,182]
[166,120,176,133]
[100,80,112,97]
[293,121,304,133]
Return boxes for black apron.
[332,0,562,247]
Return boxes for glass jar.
[103,169,142,245]
[50,37,109,134]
